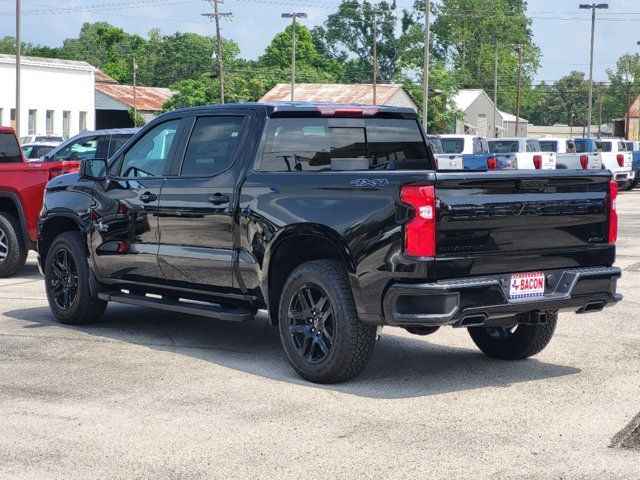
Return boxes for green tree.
[602,53,640,125]
[312,0,402,83]
[426,0,540,112]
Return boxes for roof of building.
[95,70,119,84]
[259,83,413,105]
[628,95,640,118]
[95,83,174,111]
[0,54,94,71]
[499,110,529,123]
[452,89,488,112]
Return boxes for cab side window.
[181,116,244,176]
[120,120,180,178]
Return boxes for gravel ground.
[0,191,638,479]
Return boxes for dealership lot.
[0,192,638,479]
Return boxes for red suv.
[0,127,80,277]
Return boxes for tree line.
[0,0,635,132]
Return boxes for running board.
[97,291,254,322]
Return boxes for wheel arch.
[262,224,360,325]
[39,213,87,266]
[0,192,32,249]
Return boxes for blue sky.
[1,0,639,82]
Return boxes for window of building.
[0,109,4,126]
[46,110,54,134]
[79,111,87,131]
[10,109,16,130]
[28,110,37,135]
[62,111,70,138]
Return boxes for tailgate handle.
[517,179,548,192]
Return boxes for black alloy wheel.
[287,283,336,364]
[49,248,79,310]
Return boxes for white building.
[0,55,95,139]
[452,89,529,138]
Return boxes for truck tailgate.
[433,170,614,279]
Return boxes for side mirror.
[79,158,108,181]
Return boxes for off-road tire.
[468,313,558,360]
[0,212,28,278]
[278,260,377,384]
[45,231,107,325]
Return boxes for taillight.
[533,155,542,169]
[49,169,63,179]
[617,154,624,167]
[400,185,436,257]
[486,157,497,170]
[317,106,379,116]
[580,155,589,169]
[609,180,618,245]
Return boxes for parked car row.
[428,134,637,190]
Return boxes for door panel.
[91,118,183,286]
[91,178,164,283]
[157,115,245,295]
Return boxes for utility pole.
[493,40,499,138]
[372,18,377,104]
[579,3,609,137]
[15,0,21,137]
[282,12,307,102]
[570,110,574,137]
[626,60,633,140]
[132,57,138,127]
[422,0,430,132]
[597,83,604,138]
[203,0,231,104]
[515,44,523,136]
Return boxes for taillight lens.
[400,185,436,257]
[49,169,64,179]
[533,155,542,169]
[486,157,497,170]
[609,180,618,245]
[580,155,589,169]
[617,154,624,167]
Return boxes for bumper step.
[97,291,255,322]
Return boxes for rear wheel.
[468,313,557,360]
[0,212,28,278]
[45,231,107,325]
[278,260,377,384]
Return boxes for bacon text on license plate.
[509,272,545,299]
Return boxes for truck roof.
[166,102,419,119]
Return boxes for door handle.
[139,192,157,203]
[208,193,230,205]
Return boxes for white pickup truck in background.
[597,139,634,183]
[487,137,556,170]
[538,137,602,170]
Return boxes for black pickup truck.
[38,103,622,383]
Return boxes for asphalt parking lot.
[1,192,639,479]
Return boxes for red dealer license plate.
[509,272,545,299]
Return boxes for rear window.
[600,142,612,152]
[575,140,590,153]
[426,136,443,154]
[539,141,558,153]
[526,140,541,152]
[488,140,519,153]
[441,137,464,154]
[0,133,22,163]
[260,118,428,171]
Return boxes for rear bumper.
[382,266,622,327]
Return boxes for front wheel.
[468,313,557,360]
[45,231,107,325]
[278,260,377,384]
